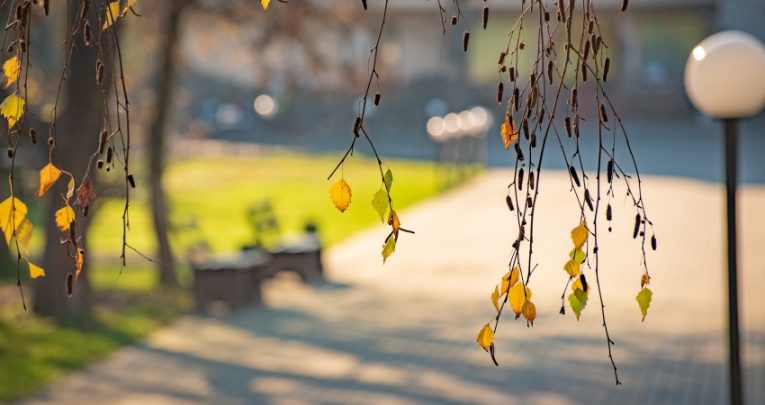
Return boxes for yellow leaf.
[66,177,76,200]
[563,260,580,278]
[0,93,25,128]
[261,0,270,10]
[0,197,27,245]
[641,273,651,288]
[491,285,500,312]
[500,266,520,294]
[571,220,588,249]
[569,248,586,264]
[121,0,139,16]
[521,300,536,326]
[571,275,589,293]
[381,234,396,263]
[28,261,45,279]
[3,56,20,89]
[55,206,76,232]
[16,218,33,257]
[500,115,518,150]
[102,1,121,30]
[330,179,352,212]
[75,249,84,279]
[388,210,401,235]
[35,163,63,197]
[636,288,652,321]
[508,282,531,316]
[371,189,388,222]
[476,323,495,352]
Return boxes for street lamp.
[684,30,765,405]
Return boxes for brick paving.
[23,171,765,405]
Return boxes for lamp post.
[684,30,765,405]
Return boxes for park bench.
[191,248,272,311]
[246,200,324,283]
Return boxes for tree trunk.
[32,6,105,317]
[149,1,184,288]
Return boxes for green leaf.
[383,169,393,192]
[569,248,586,264]
[381,234,396,263]
[568,289,588,320]
[372,189,388,222]
[636,288,653,321]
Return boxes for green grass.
[90,151,444,256]
[0,150,456,401]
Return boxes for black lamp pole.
[724,118,743,405]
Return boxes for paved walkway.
[23,171,765,405]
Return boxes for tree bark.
[149,1,184,288]
[32,6,104,317]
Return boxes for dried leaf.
[476,323,495,352]
[55,206,76,232]
[388,210,400,235]
[3,56,20,89]
[330,179,352,212]
[641,273,651,288]
[500,115,519,149]
[35,163,62,197]
[508,282,531,316]
[121,0,139,16]
[66,177,76,200]
[381,234,396,263]
[521,300,537,326]
[75,249,84,279]
[571,220,587,249]
[371,189,388,222]
[0,197,27,245]
[28,261,45,279]
[0,94,25,128]
[563,259,580,278]
[636,288,652,321]
[75,179,97,214]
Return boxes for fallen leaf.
[35,163,62,197]
[28,261,45,279]
[508,282,531,316]
[521,300,537,326]
[563,260,580,278]
[371,189,388,222]
[3,56,20,89]
[500,115,519,149]
[0,94,25,128]
[381,234,396,263]
[330,178,352,212]
[476,323,495,352]
[55,206,76,232]
[636,288,652,321]
[0,197,27,245]
[571,220,588,249]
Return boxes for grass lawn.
[0,150,458,401]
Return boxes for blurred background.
[1,0,764,403]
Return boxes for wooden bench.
[191,249,272,311]
[247,201,324,283]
